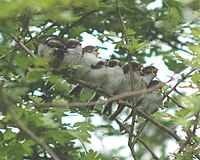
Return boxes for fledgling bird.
[87,60,108,109]
[62,38,83,68]
[117,61,143,94]
[38,35,67,68]
[102,59,124,115]
[104,61,142,116]
[137,80,163,114]
[86,60,108,88]
[104,59,124,93]
[82,45,99,57]
[73,45,100,80]
[141,66,158,87]
[69,45,100,97]
[124,80,163,122]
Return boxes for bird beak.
[138,67,143,75]
[94,48,99,56]
[94,48,99,52]
[153,68,158,75]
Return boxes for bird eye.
[47,42,60,48]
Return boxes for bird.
[73,45,100,80]
[117,61,143,95]
[86,60,108,109]
[104,61,143,116]
[62,38,83,68]
[37,35,67,68]
[141,66,158,87]
[104,59,124,93]
[69,45,100,97]
[82,45,99,57]
[137,80,163,114]
[86,60,108,88]
[102,59,124,115]
[124,80,163,122]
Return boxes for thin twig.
[115,118,160,160]
[132,120,148,145]
[166,95,185,109]
[163,68,200,100]
[10,34,36,57]
[115,1,137,155]
[0,29,35,57]
[31,23,56,41]
[59,10,98,37]
[137,109,181,141]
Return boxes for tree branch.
[132,120,148,145]
[36,76,181,142]
[115,0,141,155]
[163,68,200,100]
[0,29,35,57]
[114,118,160,160]
[137,109,181,141]
[35,82,162,108]
[59,10,98,37]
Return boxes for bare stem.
[115,118,160,160]
[36,83,162,108]
[137,109,181,141]
[115,1,137,155]
[163,68,200,100]
[132,120,148,145]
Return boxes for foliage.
[0,0,200,160]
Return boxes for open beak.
[153,68,158,76]
[94,48,99,56]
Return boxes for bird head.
[83,45,99,57]
[147,80,163,91]
[123,61,142,75]
[142,66,158,76]
[66,39,81,49]
[38,35,67,57]
[91,60,107,69]
[108,59,121,67]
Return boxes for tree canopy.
[0,0,200,159]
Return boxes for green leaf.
[191,27,200,41]
[45,130,71,146]
[13,52,30,70]
[188,44,200,56]
[191,72,200,89]
[5,86,28,101]
[81,149,102,160]
[21,140,35,156]
[163,56,187,73]
[29,95,43,104]
[40,112,60,128]
[67,122,95,143]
